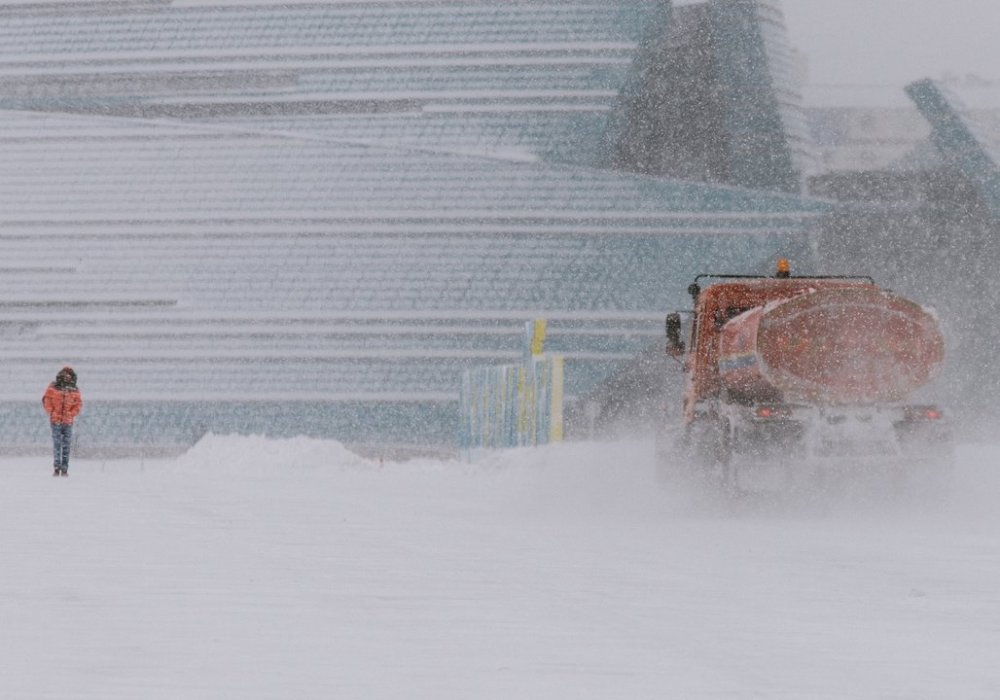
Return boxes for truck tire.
[689,417,733,487]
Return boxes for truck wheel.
[903,453,955,504]
[655,436,679,485]
[690,417,732,486]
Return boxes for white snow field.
[2,436,999,699]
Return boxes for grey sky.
[780,0,1000,87]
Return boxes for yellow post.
[530,318,547,356]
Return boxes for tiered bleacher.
[0,0,827,451]
[0,1,669,167]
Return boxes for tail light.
[903,405,944,421]
[755,405,792,420]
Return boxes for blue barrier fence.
[458,320,564,453]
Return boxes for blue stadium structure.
[0,0,826,451]
[612,0,814,192]
[905,79,1000,220]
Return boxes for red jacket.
[43,384,83,425]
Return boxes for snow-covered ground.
[2,436,998,699]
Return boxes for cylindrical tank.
[718,287,944,404]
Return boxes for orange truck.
[661,261,951,490]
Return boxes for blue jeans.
[51,423,73,470]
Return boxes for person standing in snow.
[42,366,82,477]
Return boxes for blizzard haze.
[2,437,998,698]
[779,0,1000,86]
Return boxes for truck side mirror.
[665,313,685,356]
